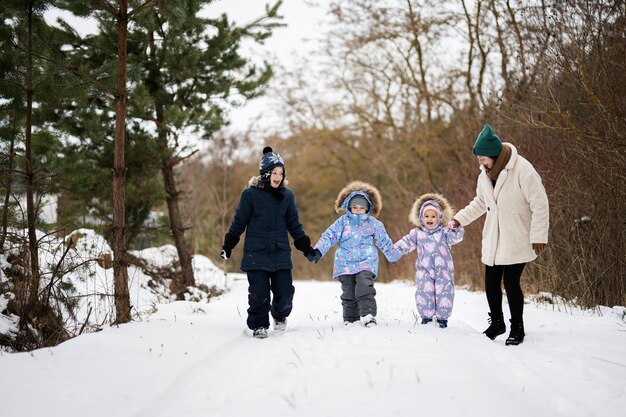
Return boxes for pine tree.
[0,4,17,247]
[125,1,282,293]
[0,0,79,348]
[49,0,281,308]
[57,0,168,324]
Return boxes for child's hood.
[409,193,454,228]
[335,181,382,217]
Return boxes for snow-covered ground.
[1,275,625,417]
[0,229,228,336]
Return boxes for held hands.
[294,235,316,259]
[306,249,322,263]
[533,243,547,256]
[448,219,461,230]
[220,249,229,260]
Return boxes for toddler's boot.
[437,319,448,328]
[505,320,525,346]
[421,317,433,325]
[483,312,506,340]
[361,314,377,327]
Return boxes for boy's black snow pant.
[246,269,294,330]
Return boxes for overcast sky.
[45,1,330,134]
[202,0,330,132]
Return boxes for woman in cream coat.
[452,124,549,346]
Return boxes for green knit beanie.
[473,124,503,157]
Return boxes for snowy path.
[1,277,625,417]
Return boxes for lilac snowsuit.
[394,204,464,320]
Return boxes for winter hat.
[336,183,382,216]
[473,124,503,157]
[259,146,285,175]
[349,195,370,211]
[419,200,442,223]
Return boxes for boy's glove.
[306,249,322,263]
[221,233,240,260]
[293,235,315,257]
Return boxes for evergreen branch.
[173,149,199,165]
[128,0,159,20]
[8,38,115,96]
[177,77,198,103]
[0,77,28,93]
[90,0,118,17]
[240,0,285,39]
[0,168,27,176]
[152,11,169,70]
[34,51,115,97]
[129,113,180,145]
[65,66,115,97]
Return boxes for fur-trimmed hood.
[335,181,382,217]
[248,176,288,188]
[409,193,454,228]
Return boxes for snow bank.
[0,229,227,339]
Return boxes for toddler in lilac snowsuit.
[394,193,464,328]
[307,181,401,327]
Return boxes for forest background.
[1,0,624,351]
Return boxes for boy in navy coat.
[221,147,314,338]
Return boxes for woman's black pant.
[484,263,526,324]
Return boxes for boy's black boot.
[505,320,525,346]
[483,312,506,340]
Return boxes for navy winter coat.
[227,177,306,272]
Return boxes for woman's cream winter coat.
[455,143,549,266]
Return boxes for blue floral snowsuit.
[315,191,400,278]
[315,191,400,320]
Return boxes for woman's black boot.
[505,320,525,346]
[483,312,506,340]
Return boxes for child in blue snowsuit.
[307,181,400,327]
[394,193,464,328]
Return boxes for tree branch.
[128,0,158,20]
[39,51,116,96]
[90,0,117,16]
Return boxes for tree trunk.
[155,101,194,291]
[112,0,131,324]
[473,0,488,109]
[25,3,40,311]
[505,0,527,86]
[145,16,195,295]
[161,160,195,292]
[489,0,510,91]
[406,1,432,124]
[0,119,16,251]
[460,0,477,110]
